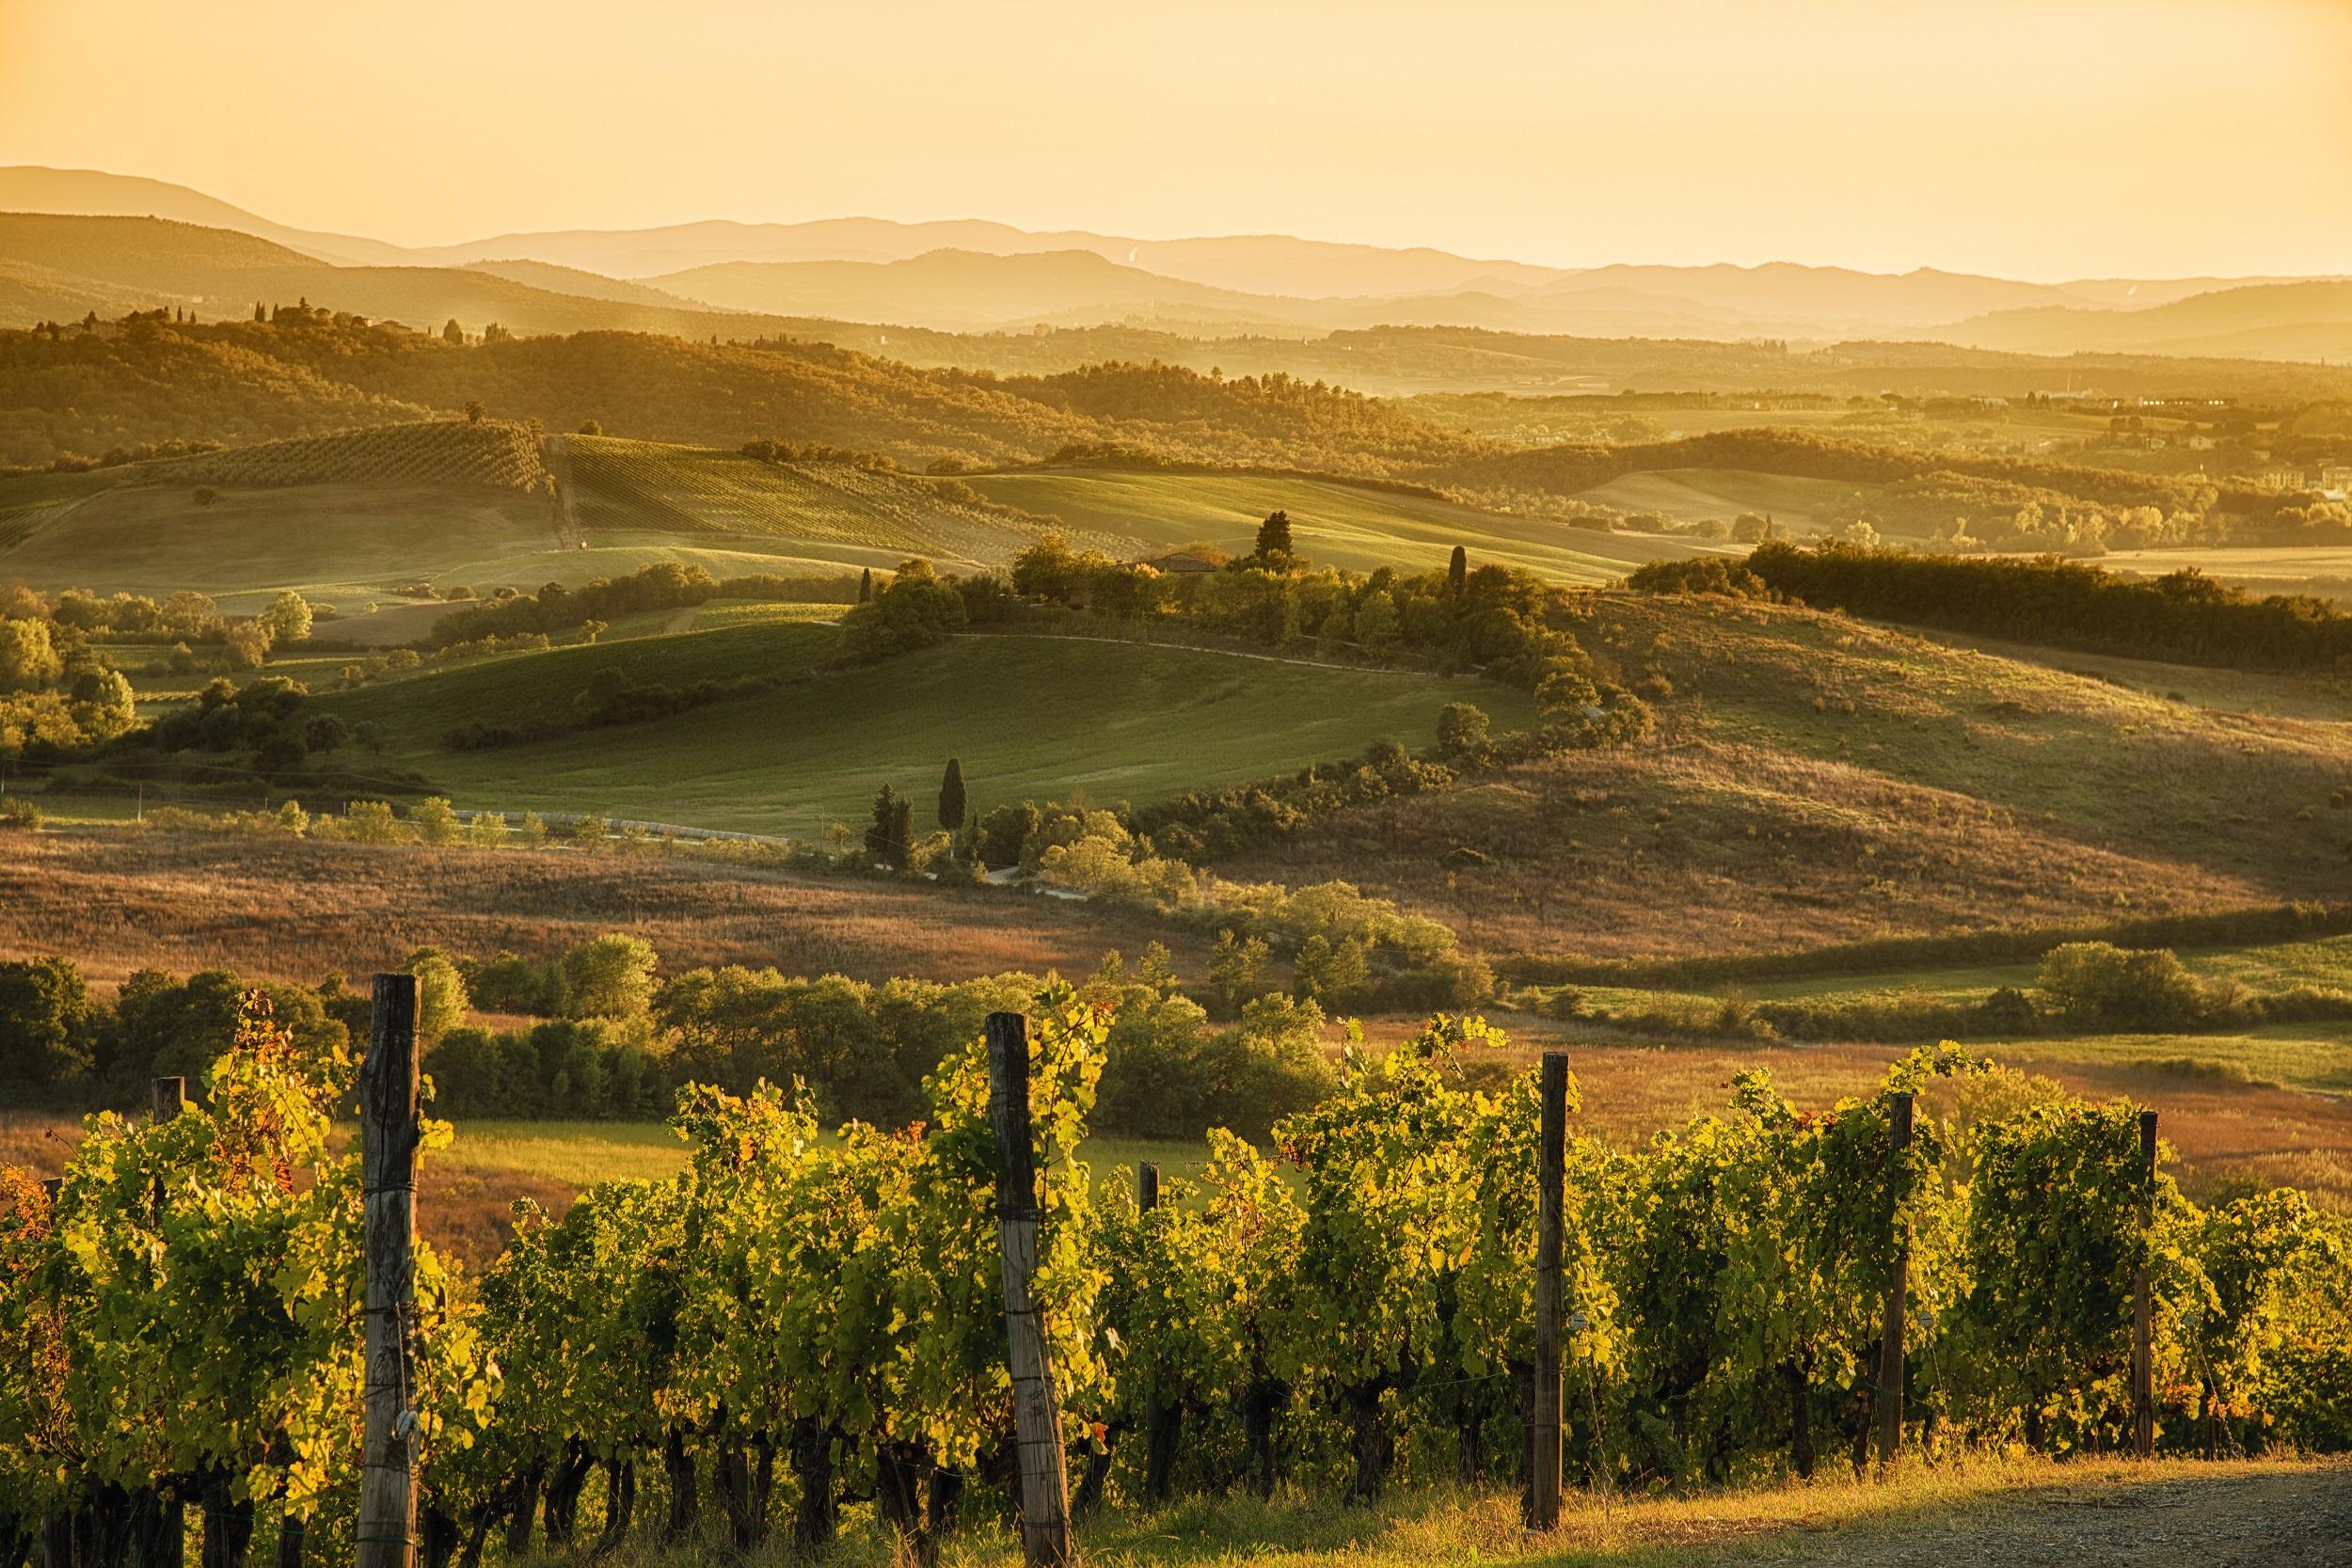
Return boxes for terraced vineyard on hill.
[162,418,551,491]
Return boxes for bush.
[0,796,40,831]
[1091,988,1335,1142]
[2035,942,2214,1032]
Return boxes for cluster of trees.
[138,674,361,769]
[0,957,351,1105]
[840,559,969,660]
[1735,542,2352,671]
[1824,473,2215,556]
[0,934,1336,1143]
[1005,531,1604,695]
[0,584,141,759]
[12,1010,2344,1568]
[1127,689,1651,864]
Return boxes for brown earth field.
[1220,593,2352,965]
[0,826,1211,992]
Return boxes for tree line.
[1688,542,2352,671]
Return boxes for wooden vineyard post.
[1875,1092,1914,1469]
[358,974,421,1568]
[1136,1163,1170,1504]
[150,1076,189,1568]
[986,1012,1076,1568]
[2131,1109,2158,1460]
[1526,1051,1566,1529]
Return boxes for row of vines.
[4,997,2348,1568]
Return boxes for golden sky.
[4,0,2348,279]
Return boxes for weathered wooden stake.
[358,974,421,1568]
[1136,1162,1168,1504]
[986,1013,1075,1568]
[1526,1051,1566,1529]
[2131,1109,2158,1459]
[151,1077,185,1123]
[1875,1092,1914,1469]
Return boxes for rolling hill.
[1945,278,2352,362]
[0,311,1486,473]
[961,467,1739,583]
[0,213,794,341]
[310,626,1542,832]
[648,249,1308,331]
[0,423,1121,618]
[7,168,2347,353]
[1221,591,2352,966]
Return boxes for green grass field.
[564,436,1137,571]
[313,615,845,744]
[437,1119,1208,1197]
[1566,467,1871,529]
[316,627,1537,832]
[962,468,1735,583]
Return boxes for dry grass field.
[553,1455,2352,1568]
[1225,593,2352,965]
[0,827,1209,991]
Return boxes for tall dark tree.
[442,318,465,345]
[253,301,266,323]
[858,567,875,603]
[1255,510,1294,561]
[865,784,914,869]
[937,758,967,832]
[1447,545,1468,597]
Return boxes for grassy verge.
[531,1456,2346,1568]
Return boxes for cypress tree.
[858,567,875,603]
[865,784,908,867]
[1447,545,1468,596]
[938,758,967,832]
[1255,510,1295,561]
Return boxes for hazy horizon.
[5,0,2350,282]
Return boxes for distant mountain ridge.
[2,166,2347,357]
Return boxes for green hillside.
[564,436,1138,570]
[963,467,1735,582]
[319,615,845,743]
[1565,467,1869,529]
[313,630,1539,832]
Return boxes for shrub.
[2035,942,2214,1032]
[0,796,40,832]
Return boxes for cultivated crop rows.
[4,1007,2343,1568]
[153,421,554,494]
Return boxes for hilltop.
[1947,278,2352,361]
[647,248,1310,331]
[7,174,2351,356]
[0,310,1483,472]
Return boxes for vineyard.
[154,423,554,495]
[564,438,1140,570]
[0,469,147,555]
[5,988,2347,1568]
